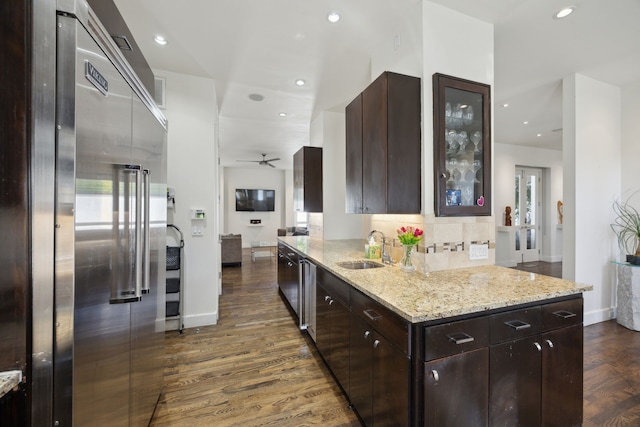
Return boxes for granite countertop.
[0,370,22,399]
[278,237,593,323]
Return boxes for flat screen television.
[235,188,275,212]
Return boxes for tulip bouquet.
[397,226,423,271]
[397,226,424,245]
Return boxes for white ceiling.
[113,0,640,170]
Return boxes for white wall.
[423,1,494,217]
[494,143,563,265]
[563,73,621,325]
[621,82,640,196]
[310,111,366,240]
[370,0,423,81]
[284,169,294,226]
[223,167,285,245]
[160,69,220,329]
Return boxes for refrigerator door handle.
[133,165,143,299]
[110,164,143,304]
[142,168,151,294]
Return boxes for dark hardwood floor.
[150,252,640,426]
[512,260,563,278]
[583,321,640,426]
[149,250,360,426]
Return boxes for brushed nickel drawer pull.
[363,309,381,321]
[534,342,542,351]
[430,370,439,382]
[447,332,475,345]
[504,320,531,330]
[553,310,576,319]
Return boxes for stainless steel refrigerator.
[53,2,167,425]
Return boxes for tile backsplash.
[370,213,495,272]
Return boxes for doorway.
[514,167,542,263]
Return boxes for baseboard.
[541,255,563,263]
[183,311,219,329]
[584,307,616,326]
[495,260,517,268]
[165,311,219,331]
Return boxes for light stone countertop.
[0,370,22,399]
[279,236,593,324]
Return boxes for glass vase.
[400,244,416,271]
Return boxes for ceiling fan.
[236,153,280,168]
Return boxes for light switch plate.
[469,244,489,260]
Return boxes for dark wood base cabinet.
[277,243,300,319]
[424,348,489,426]
[488,300,583,427]
[421,297,583,427]
[315,269,350,393]
[350,313,410,427]
[291,259,584,427]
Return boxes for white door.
[514,167,542,263]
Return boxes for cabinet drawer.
[542,298,582,331]
[317,267,349,305]
[278,243,298,260]
[490,307,541,345]
[424,317,489,361]
[351,288,409,354]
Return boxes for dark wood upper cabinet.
[433,73,491,216]
[345,94,363,213]
[293,146,323,212]
[346,72,421,214]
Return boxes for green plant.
[611,192,640,257]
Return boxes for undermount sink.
[336,260,385,270]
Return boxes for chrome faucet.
[368,230,393,265]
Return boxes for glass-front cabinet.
[433,73,491,216]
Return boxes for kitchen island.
[278,236,592,427]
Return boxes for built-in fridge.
[53,2,167,425]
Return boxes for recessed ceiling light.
[154,35,167,45]
[295,79,306,86]
[279,112,287,117]
[523,121,529,125]
[327,11,341,23]
[248,93,264,102]
[554,6,575,19]
[502,103,509,108]
[537,133,542,137]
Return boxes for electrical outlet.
[469,244,489,260]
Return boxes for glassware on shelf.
[471,131,482,152]
[451,104,463,128]
[463,105,474,125]
[457,131,468,153]
[434,73,491,217]
[458,159,470,181]
[472,159,482,182]
[447,131,459,154]
[446,158,459,182]
[462,185,473,206]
